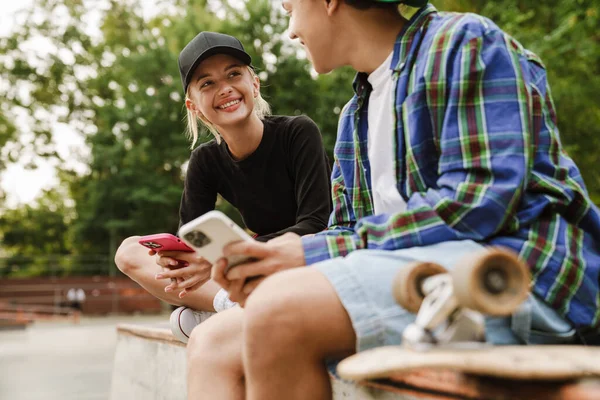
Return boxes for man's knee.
[244,269,319,347]
[243,268,356,361]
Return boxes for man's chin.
[312,63,335,75]
[309,54,341,75]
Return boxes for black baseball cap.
[178,32,252,94]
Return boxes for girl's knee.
[187,309,242,365]
[187,318,218,363]
[114,236,142,274]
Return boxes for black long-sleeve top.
[179,115,332,242]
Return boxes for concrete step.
[109,320,426,400]
[110,318,600,400]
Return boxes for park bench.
[0,302,80,325]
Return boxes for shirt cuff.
[301,234,334,265]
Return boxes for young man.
[186,1,600,399]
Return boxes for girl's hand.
[153,251,212,298]
[151,249,187,289]
[153,250,190,269]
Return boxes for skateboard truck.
[393,249,531,349]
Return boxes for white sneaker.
[213,288,237,313]
[169,306,203,344]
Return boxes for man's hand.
[211,232,306,306]
[153,251,212,298]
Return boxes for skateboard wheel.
[451,248,530,316]
[393,261,448,313]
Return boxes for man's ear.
[325,0,340,16]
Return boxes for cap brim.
[184,46,252,93]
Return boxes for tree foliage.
[0,0,598,275]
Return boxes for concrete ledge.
[110,323,427,400]
[117,323,186,347]
[111,322,600,399]
[111,324,188,400]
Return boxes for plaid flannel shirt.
[301,4,600,329]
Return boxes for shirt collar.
[352,72,371,98]
[391,3,437,72]
[352,4,438,97]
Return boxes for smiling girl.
[115,32,332,343]
[177,32,330,241]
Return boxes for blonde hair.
[185,66,271,147]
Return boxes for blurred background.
[0,0,598,399]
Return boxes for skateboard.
[337,345,600,381]
[337,248,600,399]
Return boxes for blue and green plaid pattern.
[302,4,600,329]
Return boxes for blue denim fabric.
[313,241,576,353]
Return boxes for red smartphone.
[138,233,194,252]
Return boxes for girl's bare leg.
[115,236,219,311]
[187,307,245,400]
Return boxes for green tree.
[0,188,97,277]
[0,188,73,255]
[1,0,597,276]
[0,0,354,264]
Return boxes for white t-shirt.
[367,52,407,215]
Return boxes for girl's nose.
[218,84,233,96]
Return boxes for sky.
[0,0,291,208]
[0,0,163,208]
[0,0,78,207]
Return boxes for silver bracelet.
[213,288,237,313]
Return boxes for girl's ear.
[185,98,196,111]
[252,74,260,98]
[186,98,205,118]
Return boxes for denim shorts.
[313,240,577,353]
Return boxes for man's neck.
[344,10,407,74]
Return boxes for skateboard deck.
[337,345,600,381]
[349,370,600,400]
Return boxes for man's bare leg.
[115,236,219,311]
[242,268,356,400]
[187,307,245,400]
